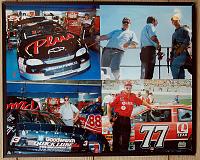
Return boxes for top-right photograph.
[99,4,193,80]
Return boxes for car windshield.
[133,109,171,122]
[81,103,103,115]
[21,21,64,39]
[131,106,149,117]
[18,110,64,125]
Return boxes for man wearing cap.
[170,15,191,79]
[140,16,160,79]
[107,81,156,152]
[97,17,138,80]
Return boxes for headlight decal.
[26,59,44,66]
[76,48,87,57]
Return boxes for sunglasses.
[123,21,130,24]
[125,86,132,89]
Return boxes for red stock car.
[129,104,192,153]
[81,104,193,153]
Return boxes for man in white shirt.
[59,96,79,126]
[82,13,92,27]
[97,17,138,80]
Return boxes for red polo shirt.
[109,91,143,117]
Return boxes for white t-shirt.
[59,103,79,126]
[82,19,92,25]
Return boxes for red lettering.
[45,36,54,47]
[21,101,28,109]
[30,100,40,110]
[25,34,74,56]
[25,39,46,55]
[7,103,14,110]
[6,100,40,111]
[14,101,24,109]
[59,35,67,42]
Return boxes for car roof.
[22,20,60,29]
[17,16,46,25]
[154,104,192,110]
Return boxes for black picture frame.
[2,1,196,157]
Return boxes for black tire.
[187,135,192,151]
[87,133,110,153]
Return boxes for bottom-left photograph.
[5,80,110,155]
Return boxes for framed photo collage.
[2,1,195,157]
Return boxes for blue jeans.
[171,52,187,79]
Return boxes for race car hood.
[16,122,90,136]
[18,32,86,60]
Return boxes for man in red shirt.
[107,81,155,152]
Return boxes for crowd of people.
[102,79,192,92]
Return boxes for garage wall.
[0,0,199,160]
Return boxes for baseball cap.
[124,81,132,86]
[171,15,180,21]
[122,17,131,24]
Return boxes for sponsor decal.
[177,123,188,137]
[25,34,74,56]
[7,100,40,111]
[45,61,78,72]
[7,114,15,122]
[140,125,169,149]
[45,137,75,143]
[11,136,21,143]
[48,47,65,55]
[83,140,88,147]
[89,142,100,153]
[7,125,16,135]
[84,114,102,133]
[128,142,135,151]
[121,106,126,110]
[178,141,187,148]
[24,137,76,152]
[122,101,134,105]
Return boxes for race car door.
[131,107,173,151]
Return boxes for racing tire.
[87,134,110,153]
[187,135,192,151]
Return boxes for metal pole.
[167,48,169,74]
[159,59,161,79]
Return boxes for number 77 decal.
[140,125,169,148]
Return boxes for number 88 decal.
[140,125,169,148]
[87,115,102,128]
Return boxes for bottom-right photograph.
[101,79,192,154]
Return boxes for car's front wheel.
[87,134,110,153]
[187,135,192,151]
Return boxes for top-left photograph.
[4,3,100,81]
